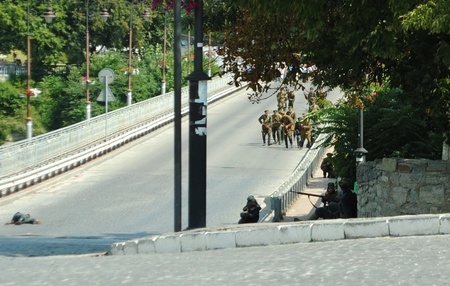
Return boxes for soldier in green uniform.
[299,115,313,148]
[288,106,297,123]
[277,87,287,111]
[258,110,272,146]
[287,90,295,108]
[280,110,295,148]
[320,153,335,178]
[271,110,282,145]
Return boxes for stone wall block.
[419,185,445,204]
[397,163,412,173]
[382,158,397,172]
[427,161,448,171]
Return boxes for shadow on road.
[0,232,155,257]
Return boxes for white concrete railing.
[0,74,240,196]
[262,133,328,222]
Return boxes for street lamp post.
[187,27,191,74]
[127,4,151,106]
[26,2,56,139]
[161,12,167,95]
[355,107,368,165]
[173,0,182,232]
[207,31,211,77]
[127,4,134,106]
[85,2,110,120]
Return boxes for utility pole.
[186,0,210,229]
[173,0,182,232]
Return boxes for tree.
[216,0,449,162]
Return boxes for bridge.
[0,74,333,256]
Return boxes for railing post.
[271,196,283,222]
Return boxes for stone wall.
[356,158,450,217]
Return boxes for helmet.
[247,195,255,202]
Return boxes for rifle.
[291,191,324,198]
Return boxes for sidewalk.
[283,148,336,222]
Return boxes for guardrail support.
[271,196,283,222]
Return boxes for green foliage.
[0,81,25,144]
[310,103,359,180]
[364,85,443,160]
[312,83,444,180]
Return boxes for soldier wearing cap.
[277,87,287,111]
[299,114,313,148]
[258,109,272,146]
[280,110,295,148]
[288,106,297,123]
[314,178,357,219]
[287,90,295,108]
[238,195,261,224]
[320,153,335,178]
[271,110,282,144]
[338,178,357,218]
[299,182,340,221]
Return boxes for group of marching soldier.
[258,87,313,149]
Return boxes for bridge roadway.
[0,81,336,257]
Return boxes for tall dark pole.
[173,0,182,232]
[26,1,32,139]
[161,12,167,94]
[186,0,210,229]
[356,107,368,165]
[127,2,133,106]
[85,0,91,120]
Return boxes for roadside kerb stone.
[438,214,450,234]
[235,226,279,247]
[388,214,441,236]
[122,240,139,255]
[109,214,450,255]
[310,220,345,241]
[205,231,237,250]
[277,224,311,244]
[153,235,181,253]
[180,232,207,252]
[137,237,156,254]
[343,218,389,239]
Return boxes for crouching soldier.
[238,195,261,224]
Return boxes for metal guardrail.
[0,74,240,196]
[264,133,329,222]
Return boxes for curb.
[109,213,450,255]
